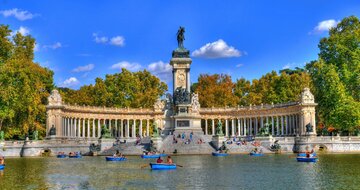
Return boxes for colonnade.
[202,114,301,137]
[61,118,153,139]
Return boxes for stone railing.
[199,101,299,112]
[62,104,161,115]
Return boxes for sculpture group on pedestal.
[173,87,190,105]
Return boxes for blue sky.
[0,1,359,92]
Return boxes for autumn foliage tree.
[0,25,54,139]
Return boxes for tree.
[193,74,239,107]
[60,68,167,108]
[0,25,54,139]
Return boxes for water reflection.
[1,155,360,189]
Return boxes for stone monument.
[171,26,203,135]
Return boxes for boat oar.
[176,164,183,167]
[141,164,149,169]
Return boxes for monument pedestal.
[98,139,115,152]
[151,136,163,151]
[212,135,225,150]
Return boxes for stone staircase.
[158,133,216,154]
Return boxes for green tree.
[0,25,54,139]
[194,74,239,107]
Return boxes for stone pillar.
[271,116,274,136]
[255,117,258,135]
[225,119,228,137]
[205,119,208,135]
[139,119,143,137]
[146,119,149,136]
[77,118,81,137]
[260,117,263,129]
[125,119,129,138]
[132,120,136,138]
[82,118,85,138]
[87,119,90,138]
[276,116,279,136]
[281,116,284,136]
[212,119,215,135]
[109,119,112,137]
[231,119,235,136]
[98,119,101,138]
[286,115,289,136]
[250,118,253,136]
[238,119,241,137]
[244,118,247,136]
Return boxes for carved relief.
[154,98,165,111]
[301,88,315,104]
[48,89,62,106]
[176,69,186,88]
[191,93,200,114]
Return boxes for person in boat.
[69,152,74,157]
[156,157,163,163]
[0,156,4,165]
[166,156,173,164]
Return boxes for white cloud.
[72,64,95,72]
[310,19,339,34]
[236,64,244,68]
[43,42,62,50]
[18,26,30,35]
[111,61,141,71]
[93,33,108,44]
[282,62,306,69]
[60,77,79,87]
[93,33,125,46]
[0,8,36,21]
[192,39,242,58]
[147,61,172,82]
[110,36,125,46]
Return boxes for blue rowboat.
[249,152,264,156]
[296,157,318,162]
[212,152,228,157]
[57,154,67,158]
[69,154,82,158]
[141,154,162,159]
[106,156,127,161]
[159,154,167,157]
[298,153,316,157]
[150,163,176,170]
[0,164,4,170]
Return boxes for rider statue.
[215,121,224,136]
[177,26,185,49]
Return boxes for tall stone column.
[286,115,289,136]
[92,119,95,138]
[260,117,263,129]
[205,119,208,135]
[281,116,284,136]
[146,119,149,136]
[132,120,136,138]
[82,118,85,138]
[276,116,279,136]
[115,119,118,138]
[77,118,81,137]
[120,119,124,138]
[243,118,247,136]
[255,117,258,135]
[125,119,129,138]
[271,116,274,136]
[249,118,253,136]
[109,119,112,137]
[238,119,241,137]
[98,119,101,138]
[225,119,228,137]
[87,119,90,138]
[139,119,143,137]
[212,119,215,135]
[231,119,235,136]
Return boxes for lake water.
[0,154,360,189]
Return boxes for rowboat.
[69,154,82,158]
[296,157,318,162]
[141,154,163,159]
[150,163,176,170]
[57,154,67,158]
[0,164,4,170]
[249,152,264,156]
[105,156,127,161]
[212,152,228,157]
[298,153,316,157]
